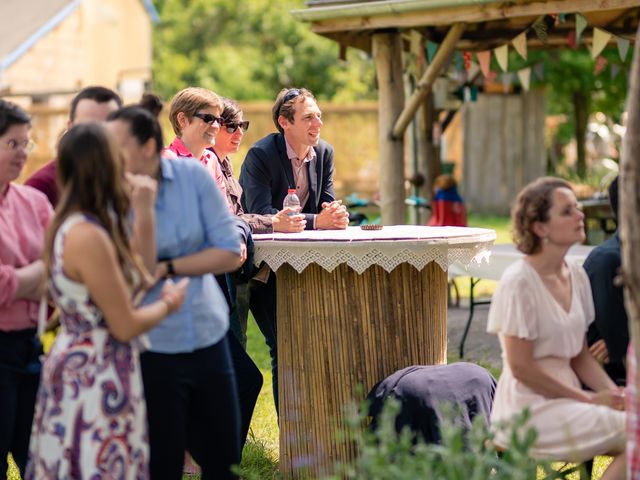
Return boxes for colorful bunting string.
[477,51,491,77]
[594,56,608,75]
[617,37,630,61]
[426,41,439,63]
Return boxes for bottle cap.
[287,188,296,194]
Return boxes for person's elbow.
[224,250,244,272]
[508,358,534,382]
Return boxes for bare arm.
[571,340,618,392]
[127,173,157,273]
[13,260,45,301]
[504,335,592,402]
[156,247,242,279]
[64,222,187,343]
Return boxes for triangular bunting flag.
[468,61,480,80]
[512,32,528,60]
[454,51,464,72]
[611,63,621,80]
[533,63,545,80]
[533,17,548,46]
[617,37,630,62]
[559,13,567,23]
[494,44,509,71]
[477,51,491,77]
[594,56,608,75]
[426,41,439,63]
[502,72,515,93]
[463,51,472,72]
[592,28,612,59]
[518,67,531,91]
[575,14,587,45]
[567,30,577,49]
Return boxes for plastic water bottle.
[283,189,301,216]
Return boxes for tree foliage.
[152,0,376,102]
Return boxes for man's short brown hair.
[168,87,222,136]
[271,87,315,134]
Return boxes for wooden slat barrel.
[277,261,448,477]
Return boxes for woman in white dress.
[488,177,625,479]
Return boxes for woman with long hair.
[26,123,188,479]
[107,106,244,479]
[488,177,625,479]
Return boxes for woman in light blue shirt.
[108,106,243,480]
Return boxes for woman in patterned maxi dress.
[26,123,188,479]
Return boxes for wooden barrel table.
[252,225,495,478]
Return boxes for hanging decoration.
[567,30,577,49]
[532,17,549,46]
[512,32,528,60]
[501,72,515,93]
[426,41,439,63]
[463,51,472,72]
[611,63,621,80]
[477,51,492,77]
[575,14,588,45]
[617,37,630,61]
[518,68,531,91]
[594,56,608,75]
[439,11,635,93]
[533,63,545,80]
[592,28,612,59]
[494,44,509,71]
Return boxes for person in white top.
[487,176,625,479]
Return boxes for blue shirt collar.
[159,156,175,181]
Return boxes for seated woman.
[488,177,625,479]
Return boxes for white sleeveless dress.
[26,213,150,479]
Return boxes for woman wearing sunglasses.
[163,87,232,210]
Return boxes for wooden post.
[392,22,465,140]
[420,94,441,203]
[373,31,406,225]
[621,24,640,407]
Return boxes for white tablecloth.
[448,243,594,281]
[252,225,496,274]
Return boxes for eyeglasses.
[223,121,250,133]
[193,112,223,126]
[0,139,36,153]
[283,89,301,104]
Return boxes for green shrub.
[326,398,588,480]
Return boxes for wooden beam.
[372,32,406,225]
[310,0,639,33]
[392,23,465,140]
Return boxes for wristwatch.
[166,260,175,277]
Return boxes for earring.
[543,236,549,244]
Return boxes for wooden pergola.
[292,0,640,224]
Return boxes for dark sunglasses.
[283,88,301,104]
[193,112,223,125]
[223,121,250,133]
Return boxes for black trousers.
[140,338,241,480]
[0,329,41,478]
[249,273,279,414]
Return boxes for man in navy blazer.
[239,88,348,411]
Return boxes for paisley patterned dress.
[26,214,149,479]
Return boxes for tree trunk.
[620,24,640,439]
[573,91,589,178]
